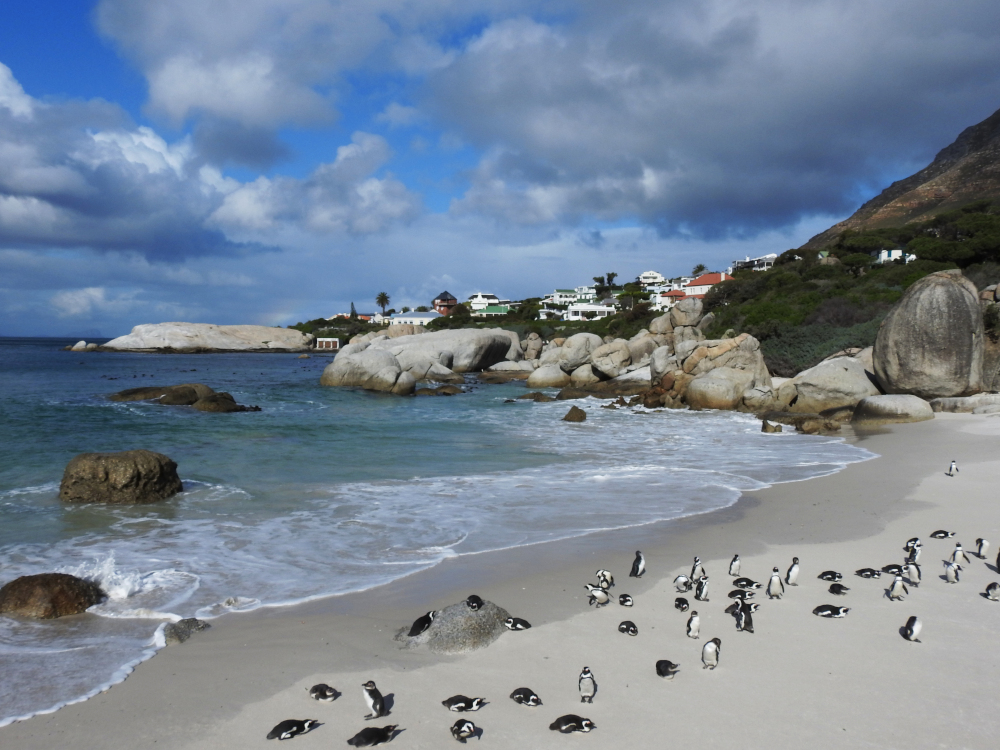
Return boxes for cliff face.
[802,107,1000,250]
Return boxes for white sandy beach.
[4,413,1000,749]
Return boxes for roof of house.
[393,310,442,319]
[434,291,457,302]
[476,305,509,314]
[661,290,687,297]
[685,273,731,287]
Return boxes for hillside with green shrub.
[704,201,1000,375]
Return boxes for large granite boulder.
[523,332,543,360]
[570,364,601,386]
[779,357,880,413]
[60,450,183,504]
[103,323,313,352]
[395,599,510,654]
[650,347,679,387]
[487,360,536,372]
[559,333,604,373]
[686,368,755,410]
[369,328,512,373]
[110,384,216,403]
[929,393,1000,412]
[501,330,523,361]
[319,349,416,395]
[649,314,674,334]
[873,270,984,398]
[852,395,934,424]
[0,573,106,619]
[394,349,464,383]
[661,333,772,410]
[590,339,632,379]
[670,297,704,327]
[626,335,660,364]
[526,364,572,388]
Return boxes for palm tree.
[692,264,707,276]
[376,292,390,315]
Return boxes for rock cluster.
[394,599,510,655]
[59,449,183,505]
[109,383,260,412]
[0,573,106,619]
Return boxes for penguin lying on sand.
[347,726,397,747]
[510,688,542,706]
[451,719,477,743]
[504,617,531,630]
[549,715,595,733]
[442,696,484,712]
[855,568,881,579]
[901,615,922,642]
[618,620,638,636]
[813,604,850,618]
[655,660,680,679]
[308,684,338,701]
[818,571,842,582]
[267,719,318,740]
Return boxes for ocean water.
[0,337,873,725]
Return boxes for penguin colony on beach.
[263,461,996,744]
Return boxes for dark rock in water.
[164,617,211,645]
[158,386,201,405]
[192,393,261,412]
[555,387,593,400]
[60,449,183,504]
[415,385,463,396]
[0,573,105,619]
[795,419,841,435]
[517,392,555,403]
[395,598,510,654]
[761,420,782,433]
[562,406,587,422]
[109,383,215,402]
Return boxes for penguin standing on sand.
[736,601,755,633]
[729,554,741,577]
[362,681,387,720]
[691,557,706,580]
[984,582,1000,601]
[786,557,800,586]
[767,567,785,599]
[578,667,597,703]
[950,543,971,565]
[686,611,700,639]
[694,575,710,602]
[702,638,721,670]
[585,584,611,607]
[944,561,962,583]
[630,551,646,578]
[947,460,958,476]
[903,562,921,587]
[888,574,909,601]
[976,538,990,559]
[902,615,922,642]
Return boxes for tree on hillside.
[606,271,618,287]
[376,292,390,315]
[350,302,357,320]
[692,263,707,276]
[592,275,606,287]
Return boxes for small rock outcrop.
[103,323,313,352]
[562,406,587,422]
[873,270,984,398]
[164,618,211,645]
[110,384,216,403]
[320,348,417,395]
[59,450,183,505]
[929,393,1000,412]
[526,364,572,389]
[517,392,555,403]
[0,573,106,619]
[686,368,755,410]
[777,357,880,413]
[394,599,510,654]
[852,395,935,424]
[192,393,261,412]
[761,420,782,433]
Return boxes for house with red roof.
[683,272,733,298]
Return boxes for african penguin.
[346,725,398,747]
[903,562,921,587]
[673,574,693,593]
[736,601,755,633]
[549,715,595,733]
[888,574,909,601]
[407,611,436,637]
[450,719,476,744]
[585,584,611,607]
[308,684,338,701]
[465,595,484,611]
[882,564,903,576]
[944,561,962,583]
[728,589,754,600]
[930,530,955,539]
[946,460,958,476]
[619,594,633,607]
[729,554,741,577]
[984,582,1000,601]
[976,538,990,559]
[694,575,710,602]
[950,543,971,565]
[691,556,706,581]
[829,583,850,596]
[267,719,318,740]
[618,620,638,636]
[675,597,690,612]
[906,546,922,564]
[509,687,542,706]
[818,571,842,582]
[701,637,722,670]
[504,617,532,630]
[655,660,680,679]
[596,569,615,590]
[812,604,850,618]
[362,681,387,720]
[686,611,700,639]
[578,667,597,703]
[904,537,922,553]
[901,615,922,643]
[630,551,646,578]
[855,568,881,579]
[767,567,784,599]
[442,696,484,712]
[733,577,760,590]
[786,557,800,586]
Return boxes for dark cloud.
[192,118,292,170]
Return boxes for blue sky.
[2,0,1000,336]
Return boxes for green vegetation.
[287,316,381,341]
[376,292,390,315]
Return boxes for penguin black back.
[509,687,542,706]
[267,719,318,740]
[407,611,435,637]
[346,725,398,747]
[465,595,484,611]
[655,660,680,679]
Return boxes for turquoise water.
[0,337,873,725]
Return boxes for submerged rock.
[110,383,216,403]
[562,405,587,422]
[59,450,183,505]
[164,618,211,645]
[0,573,105,619]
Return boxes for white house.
[683,272,733,297]
[565,301,617,321]
[731,253,778,273]
[638,270,666,287]
[468,292,512,311]
[390,310,442,326]
[873,248,916,265]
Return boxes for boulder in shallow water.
[0,573,105,619]
[60,449,183,504]
[562,405,587,422]
[110,383,216,403]
[394,599,510,654]
[192,392,261,412]
[164,618,211,645]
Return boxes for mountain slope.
[802,106,1000,249]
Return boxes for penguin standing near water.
[691,557,706,581]
[767,567,785,599]
[578,667,597,703]
[630,551,646,578]
[729,554,741,577]
[786,557,800,586]
[595,570,615,590]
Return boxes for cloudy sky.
[2,0,1000,336]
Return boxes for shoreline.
[4,414,1000,748]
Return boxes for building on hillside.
[474,305,511,317]
[731,253,778,273]
[638,270,666,287]
[390,310,442,326]
[650,289,688,311]
[433,291,459,315]
[468,292,513,311]
[543,289,579,306]
[537,308,562,321]
[565,300,618,321]
[315,338,340,350]
[683,272,733,297]
[327,312,378,322]
[872,248,916,264]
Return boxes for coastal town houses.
[432,291,459,315]
[683,272,734,297]
[468,292,512,317]
[638,270,666,287]
[729,253,778,273]
[872,248,917,265]
[390,310,442,326]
